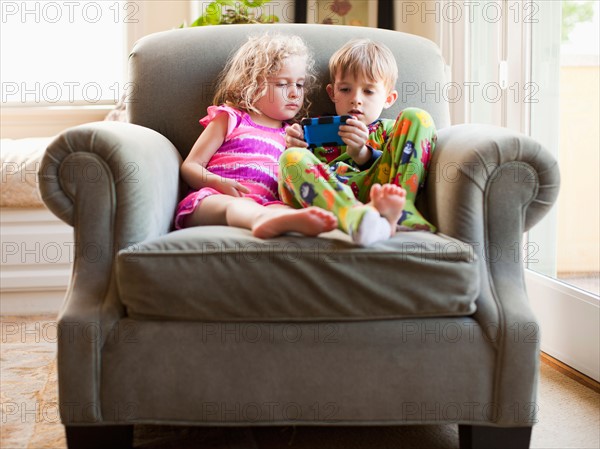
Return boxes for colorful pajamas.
[278,107,437,234]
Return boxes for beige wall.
[127,1,194,52]
[557,65,600,273]
[394,0,438,42]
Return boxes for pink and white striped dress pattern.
[174,105,288,229]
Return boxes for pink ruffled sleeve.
[199,105,241,140]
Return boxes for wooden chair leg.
[65,425,133,449]
[459,424,532,449]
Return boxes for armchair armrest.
[38,121,181,423]
[428,124,560,238]
[426,124,560,424]
[40,120,181,237]
[426,124,559,308]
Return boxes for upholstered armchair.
[39,24,560,449]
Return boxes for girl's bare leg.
[251,206,338,238]
[181,194,237,227]
[183,195,337,238]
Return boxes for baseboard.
[0,290,65,315]
[541,352,600,393]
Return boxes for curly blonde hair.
[329,39,398,92]
[213,33,316,119]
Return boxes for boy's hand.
[339,117,371,165]
[285,123,308,148]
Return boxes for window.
[526,0,599,381]
[440,0,599,381]
[1,1,133,105]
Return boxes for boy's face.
[326,72,397,126]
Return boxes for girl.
[175,33,338,238]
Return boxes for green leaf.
[205,2,223,25]
[244,0,268,7]
[260,15,279,23]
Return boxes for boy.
[279,38,437,245]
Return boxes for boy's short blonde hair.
[328,39,398,92]
[213,33,315,118]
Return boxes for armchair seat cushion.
[117,226,479,321]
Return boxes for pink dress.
[174,105,288,229]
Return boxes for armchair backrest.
[129,24,450,159]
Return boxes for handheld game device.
[301,115,352,148]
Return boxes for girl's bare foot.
[369,183,406,236]
[252,207,338,239]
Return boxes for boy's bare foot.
[252,207,338,239]
[351,183,406,246]
[369,183,406,236]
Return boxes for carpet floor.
[1,315,598,449]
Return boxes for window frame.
[439,0,599,381]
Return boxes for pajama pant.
[278,107,437,235]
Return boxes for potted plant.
[183,0,279,27]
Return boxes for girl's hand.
[338,117,371,165]
[209,175,251,197]
[285,123,308,148]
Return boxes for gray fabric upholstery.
[39,121,182,422]
[128,24,451,159]
[38,24,560,431]
[118,228,478,321]
[100,317,496,425]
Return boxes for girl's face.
[252,55,307,128]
